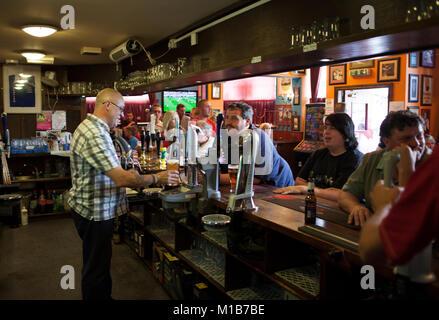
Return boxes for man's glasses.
[106,101,124,115]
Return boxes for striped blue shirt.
[68,114,128,221]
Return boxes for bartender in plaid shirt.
[69,88,179,300]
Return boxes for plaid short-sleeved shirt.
[68,114,128,221]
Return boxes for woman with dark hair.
[274,113,363,201]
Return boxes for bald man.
[197,99,217,133]
[69,88,179,300]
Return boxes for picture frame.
[329,64,347,85]
[377,57,400,82]
[409,52,418,68]
[293,86,300,105]
[211,82,221,99]
[421,75,433,106]
[2,65,42,114]
[420,108,431,133]
[408,74,419,103]
[420,49,435,68]
[349,60,375,69]
[277,77,292,97]
[407,106,419,115]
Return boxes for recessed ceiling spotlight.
[22,25,57,37]
[320,58,333,62]
[242,72,252,75]
[196,80,202,83]
[21,51,46,60]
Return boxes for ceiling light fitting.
[21,51,46,60]
[22,25,57,37]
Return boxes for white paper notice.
[389,101,404,112]
[325,98,334,114]
[52,111,66,130]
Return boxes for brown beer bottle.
[305,179,316,225]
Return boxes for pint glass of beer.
[166,159,180,187]
[228,165,239,193]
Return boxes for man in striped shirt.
[69,88,179,300]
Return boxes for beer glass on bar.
[228,164,239,193]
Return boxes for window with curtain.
[317,66,327,100]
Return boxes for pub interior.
[0,0,439,302]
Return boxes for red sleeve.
[379,148,439,265]
[206,119,217,134]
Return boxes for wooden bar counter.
[210,184,439,298]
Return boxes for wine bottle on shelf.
[46,189,54,213]
[38,189,47,214]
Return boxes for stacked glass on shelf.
[11,138,49,154]
[291,17,341,48]
[405,0,439,23]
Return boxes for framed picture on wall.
[408,74,419,103]
[407,106,419,115]
[349,60,374,69]
[421,75,433,106]
[420,108,431,133]
[409,52,418,67]
[277,77,292,97]
[211,83,221,99]
[293,86,300,105]
[420,49,435,68]
[328,64,346,85]
[2,65,42,113]
[377,57,400,82]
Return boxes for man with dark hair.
[176,103,190,130]
[220,102,294,188]
[339,110,431,227]
[274,113,363,201]
[118,111,136,130]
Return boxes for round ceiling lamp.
[20,51,46,60]
[22,25,57,37]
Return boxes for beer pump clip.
[383,150,436,284]
[198,114,223,200]
[226,129,259,213]
[150,114,156,149]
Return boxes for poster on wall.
[420,108,431,133]
[277,77,292,97]
[2,65,42,113]
[52,111,67,130]
[421,75,433,106]
[36,111,52,130]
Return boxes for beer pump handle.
[145,131,150,153]
[216,114,223,158]
[140,128,145,152]
[382,150,400,188]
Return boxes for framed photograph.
[421,75,433,106]
[407,106,419,115]
[408,74,419,103]
[349,60,375,69]
[211,82,221,99]
[2,65,42,114]
[420,108,431,133]
[377,57,400,82]
[409,52,418,68]
[420,49,435,68]
[277,77,292,97]
[329,64,347,85]
[293,86,300,105]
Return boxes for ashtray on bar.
[202,214,231,232]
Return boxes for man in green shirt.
[339,110,430,227]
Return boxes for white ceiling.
[0,0,242,65]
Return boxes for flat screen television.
[163,90,197,112]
